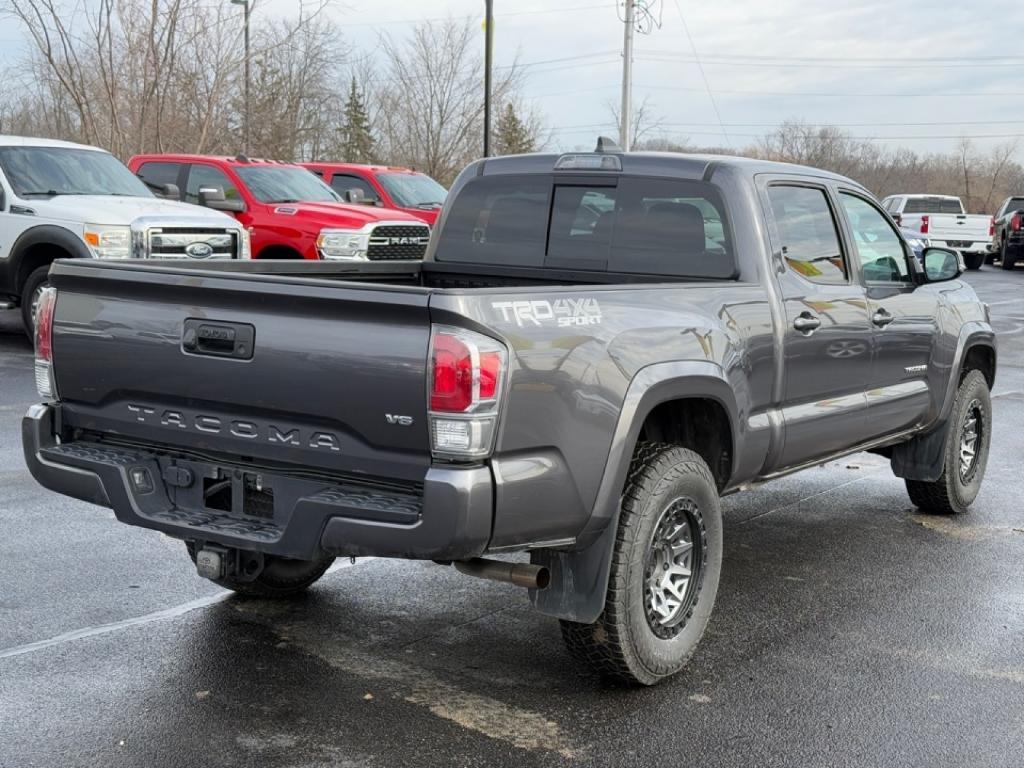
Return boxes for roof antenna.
[595,136,621,153]
[235,153,250,163]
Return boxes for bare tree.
[375,18,533,184]
[0,0,343,160]
[607,95,663,147]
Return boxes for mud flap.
[528,519,617,624]
[890,420,950,482]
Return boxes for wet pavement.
[1,268,1022,767]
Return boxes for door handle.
[793,312,821,334]
[872,309,894,328]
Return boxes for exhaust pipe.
[454,558,550,590]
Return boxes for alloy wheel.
[643,497,705,639]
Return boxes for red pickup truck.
[301,163,447,226]
[129,155,431,261]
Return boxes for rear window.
[435,174,736,279]
[903,197,963,214]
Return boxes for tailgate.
[927,214,990,241]
[48,262,434,483]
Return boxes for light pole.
[230,0,251,156]
[620,0,635,151]
[483,0,494,157]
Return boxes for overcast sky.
[4,0,1024,156]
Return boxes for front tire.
[20,265,51,339]
[186,543,335,597]
[560,444,723,686]
[906,370,991,514]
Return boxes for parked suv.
[301,162,447,226]
[0,136,248,334]
[129,155,431,261]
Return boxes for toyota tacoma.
[24,146,996,685]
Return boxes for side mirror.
[161,183,180,201]
[921,247,963,283]
[343,187,366,204]
[198,186,246,213]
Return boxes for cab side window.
[768,185,847,285]
[136,162,181,197]
[329,174,379,203]
[839,193,911,283]
[185,164,240,205]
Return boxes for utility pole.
[619,0,635,151]
[231,0,251,155]
[483,0,494,157]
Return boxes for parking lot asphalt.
[1,269,1022,768]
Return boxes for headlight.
[240,228,252,260]
[317,230,369,260]
[84,225,132,259]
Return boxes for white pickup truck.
[0,135,249,335]
[881,194,992,270]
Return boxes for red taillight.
[1013,213,1022,232]
[430,332,474,412]
[35,287,56,363]
[989,216,995,237]
[920,215,929,234]
[34,286,58,399]
[428,325,507,459]
[429,328,506,413]
[479,351,501,399]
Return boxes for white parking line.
[0,557,371,662]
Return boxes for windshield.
[0,146,152,198]
[903,197,963,215]
[235,166,341,204]
[377,172,447,208]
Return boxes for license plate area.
[201,468,275,520]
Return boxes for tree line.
[1,0,1021,207]
[0,0,541,185]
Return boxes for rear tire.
[905,370,991,515]
[559,444,723,686]
[186,543,335,597]
[20,265,51,339]
[963,252,984,271]
[1000,241,1016,270]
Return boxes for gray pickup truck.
[23,148,996,685]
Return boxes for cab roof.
[477,150,865,190]
[0,135,106,151]
[303,162,421,175]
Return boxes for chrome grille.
[367,224,430,261]
[147,228,238,259]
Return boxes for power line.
[639,49,1024,63]
[642,84,1024,98]
[339,3,614,28]
[671,0,729,147]
[552,126,1024,141]
[635,54,1024,69]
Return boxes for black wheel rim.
[958,398,984,483]
[643,497,706,639]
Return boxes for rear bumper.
[22,404,493,561]
[929,239,994,254]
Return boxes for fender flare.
[4,225,91,297]
[891,323,996,482]
[530,361,740,623]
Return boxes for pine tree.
[340,78,375,163]
[493,102,536,156]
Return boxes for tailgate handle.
[182,319,255,360]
